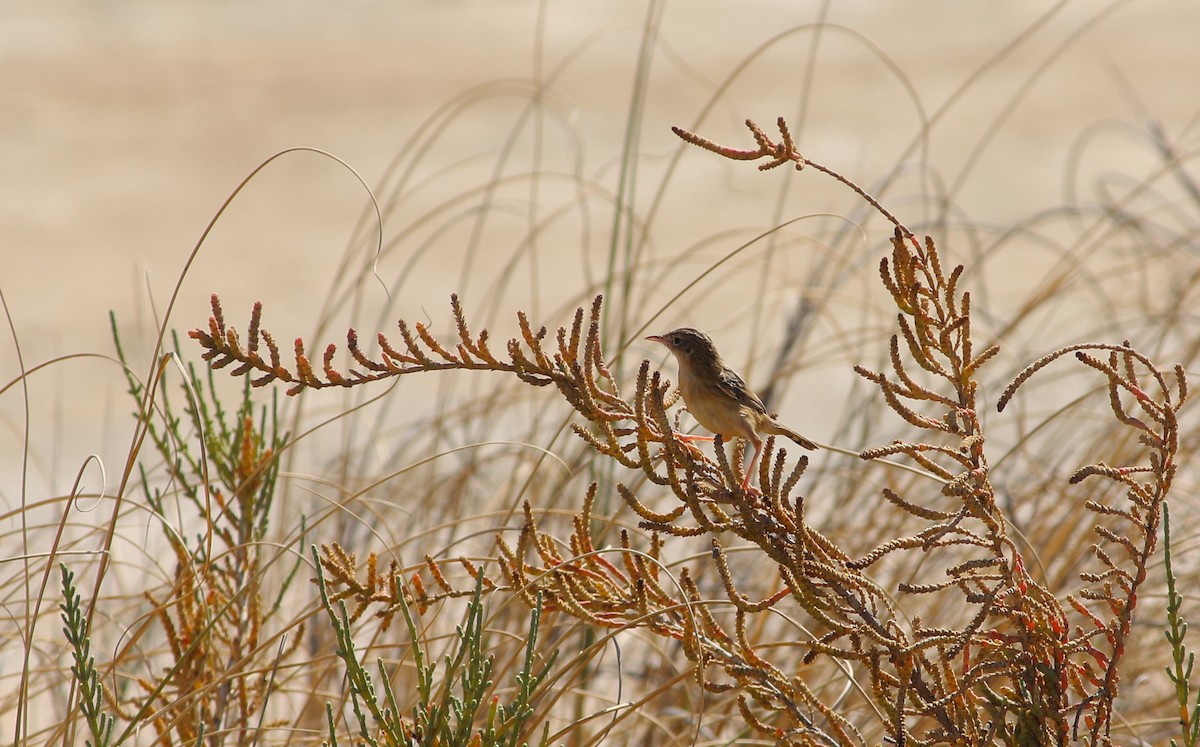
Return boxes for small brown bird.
[647,327,817,492]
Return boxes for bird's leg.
[674,432,714,459]
[740,438,765,493]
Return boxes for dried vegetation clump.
[188,119,1190,745]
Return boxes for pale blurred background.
[2,0,1198,501]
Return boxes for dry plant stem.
[672,117,917,246]
[1000,342,1185,742]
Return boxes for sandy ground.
[2,0,1198,500]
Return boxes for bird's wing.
[716,368,769,414]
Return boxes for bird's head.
[646,327,722,368]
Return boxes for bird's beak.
[645,334,665,345]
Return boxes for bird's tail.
[764,420,818,450]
